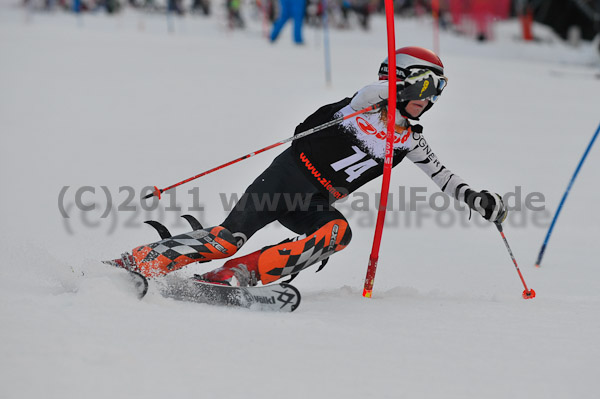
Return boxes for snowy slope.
[1,4,599,399]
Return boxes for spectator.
[270,0,306,44]
[227,0,245,28]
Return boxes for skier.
[117,47,507,287]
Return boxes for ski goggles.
[429,75,448,104]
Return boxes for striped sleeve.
[405,129,470,202]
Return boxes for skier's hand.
[466,190,508,224]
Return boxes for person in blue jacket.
[270,0,306,44]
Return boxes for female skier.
[120,47,507,287]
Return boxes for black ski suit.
[221,81,471,246]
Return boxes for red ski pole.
[142,81,433,200]
[495,222,536,299]
[143,101,387,200]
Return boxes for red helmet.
[378,47,444,80]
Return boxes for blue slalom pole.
[322,0,332,85]
[535,121,600,267]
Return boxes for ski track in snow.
[1,4,599,399]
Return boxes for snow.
[1,4,600,399]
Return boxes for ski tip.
[100,259,149,299]
[131,271,149,299]
[522,289,536,299]
[102,259,119,267]
[362,289,372,298]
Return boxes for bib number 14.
[330,146,377,183]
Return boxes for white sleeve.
[350,81,403,121]
[406,129,471,202]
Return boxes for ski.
[102,250,301,311]
[102,256,149,299]
[158,277,301,312]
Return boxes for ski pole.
[143,80,434,200]
[142,101,384,199]
[495,222,536,299]
[535,121,600,267]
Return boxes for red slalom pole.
[432,0,440,55]
[495,223,536,299]
[143,101,388,200]
[362,0,397,298]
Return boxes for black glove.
[465,190,508,224]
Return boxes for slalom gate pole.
[495,223,536,299]
[143,100,387,200]
[322,0,332,85]
[362,0,396,298]
[261,0,269,38]
[432,0,440,55]
[535,121,600,267]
